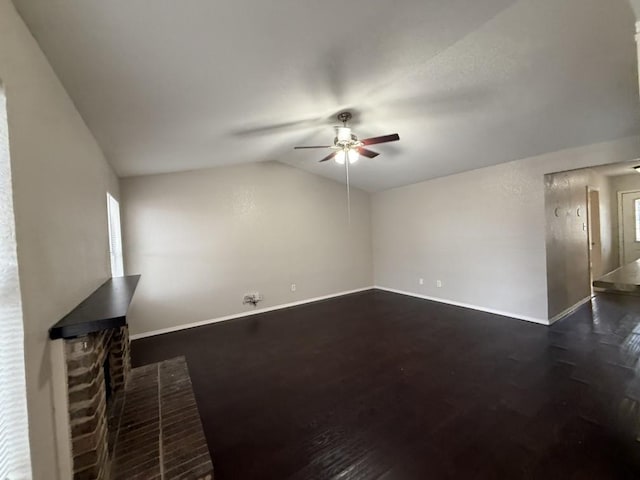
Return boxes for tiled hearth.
[111,357,214,479]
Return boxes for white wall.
[0,1,119,478]
[372,137,640,323]
[121,161,372,336]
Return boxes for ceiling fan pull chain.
[345,152,351,225]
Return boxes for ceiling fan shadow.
[230,116,326,137]
[384,85,497,121]
[372,143,403,155]
[322,47,348,106]
[231,107,367,139]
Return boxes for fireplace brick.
[69,376,101,405]
[72,431,101,457]
[70,400,105,438]
[69,389,105,421]
[64,326,131,479]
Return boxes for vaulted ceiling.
[13,0,640,191]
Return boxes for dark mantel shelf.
[49,275,141,340]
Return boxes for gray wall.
[372,137,640,323]
[544,171,589,319]
[544,168,617,319]
[0,1,119,478]
[121,161,373,336]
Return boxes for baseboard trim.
[130,286,375,340]
[374,286,550,326]
[131,285,560,340]
[548,295,592,325]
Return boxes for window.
[635,198,640,242]
[0,87,32,479]
[107,193,124,277]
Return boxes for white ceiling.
[13,0,640,192]
[584,160,640,177]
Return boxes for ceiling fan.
[294,111,400,164]
[294,112,400,223]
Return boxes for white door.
[620,190,640,264]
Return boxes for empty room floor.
[131,290,640,479]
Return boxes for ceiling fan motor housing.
[336,127,357,143]
[337,111,352,124]
[334,131,362,149]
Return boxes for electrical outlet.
[436,280,442,288]
[419,278,424,285]
[291,283,296,292]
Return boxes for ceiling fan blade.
[319,152,338,163]
[294,146,332,149]
[361,134,400,146]
[357,148,379,159]
[357,147,380,158]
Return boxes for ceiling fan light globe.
[336,127,352,142]
[335,150,346,164]
[348,150,359,164]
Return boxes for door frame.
[617,189,640,266]
[586,186,598,291]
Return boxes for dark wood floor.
[132,289,640,479]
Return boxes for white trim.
[548,295,592,325]
[131,285,591,340]
[374,286,550,325]
[130,286,375,339]
[586,186,597,292]
[617,189,640,267]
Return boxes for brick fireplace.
[65,326,130,479]
[49,275,214,479]
[49,275,140,480]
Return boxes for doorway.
[544,161,640,320]
[618,189,640,265]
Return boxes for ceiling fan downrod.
[337,111,352,127]
[292,111,400,222]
